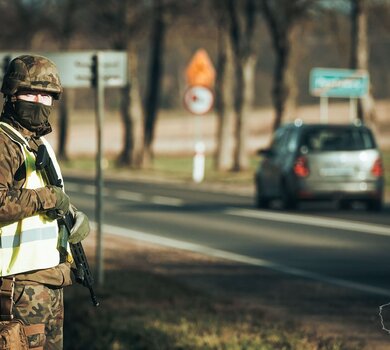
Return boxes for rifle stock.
[36,144,99,307]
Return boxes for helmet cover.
[1,55,62,99]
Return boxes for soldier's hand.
[69,211,90,243]
[45,209,64,221]
[47,185,70,217]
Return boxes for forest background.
[0,0,389,174]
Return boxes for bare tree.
[226,0,257,171]
[109,0,145,167]
[261,0,317,131]
[212,0,258,171]
[213,0,234,171]
[86,0,147,167]
[49,0,82,161]
[9,0,50,49]
[350,0,377,125]
[143,0,166,167]
[142,0,185,167]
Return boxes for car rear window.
[300,127,376,152]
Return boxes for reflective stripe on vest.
[0,122,60,276]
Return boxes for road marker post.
[184,49,215,183]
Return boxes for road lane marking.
[82,185,96,195]
[66,182,183,206]
[151,196,184,207]
[226,208,390,237]
[92,222,390,297]
[65,183,95,195]
[64,183,83,192]
[113,190,144,202]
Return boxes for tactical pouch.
[0,278,45,350]
[0,319,28,350]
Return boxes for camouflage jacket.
[0,120,72,286]
[0,124,57,222]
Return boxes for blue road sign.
[310,68,369,98]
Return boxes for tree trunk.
[232,54,256,171]
[271,44,289,131]
[350,0,376,126]
[58,89,74,161]
[143,0,165,168]
[284,26,301,122]
[231,60,245,172]
[214,22,234,171]
[117,48,144,168]
[118,81,133,166]
[228,0,256,171]
[129,50,144,167]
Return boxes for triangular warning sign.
[185,49,215,88]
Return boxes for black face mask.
[13,100,53,136]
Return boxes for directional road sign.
[310,68,369,98]
[0,51,127,88]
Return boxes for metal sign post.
[93,52,105,286]
[320,96,328,124]
[0,51,128,287]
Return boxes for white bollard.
[192,141,205,183]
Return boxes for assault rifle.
[36,144,99,307]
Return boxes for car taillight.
[371,158,384,177]
[294,156,310,177]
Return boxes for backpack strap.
[0,276,15,321]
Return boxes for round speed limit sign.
[183,86,214,115]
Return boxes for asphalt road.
[64,175,390,297]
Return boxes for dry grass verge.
[63,233,388,350]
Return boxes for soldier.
[0,55,90,349]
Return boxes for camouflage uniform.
[13,283,63,350]
[0,127,58,221]
[0,55,72,350]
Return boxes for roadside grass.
[61,155,258,188]
[61,150,390,193]
[382,151,390,192]
[63,239,361,350]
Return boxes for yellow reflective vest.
[0,122,61,276]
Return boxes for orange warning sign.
[185,49,215,88]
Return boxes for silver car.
[254,122,385,210]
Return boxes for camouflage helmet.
[1,55,62,99]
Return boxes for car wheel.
[338,199,352,210]
[281,183,297,210]
[366,199,383,212]
[255,181,269,209]
[255,194,269,209]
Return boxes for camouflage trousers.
[13,283,64,350]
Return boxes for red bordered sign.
[183,86,214,115]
